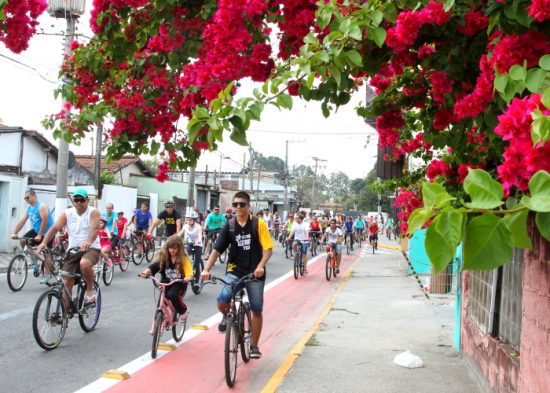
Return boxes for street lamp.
[48,0,86,219]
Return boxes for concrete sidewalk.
[270,246,483,393]
[0,252,12,273]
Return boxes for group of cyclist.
[11,186,396,365]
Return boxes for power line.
[248,128,375,135]
[0,53,57,84]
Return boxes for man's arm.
[37,213,67,253]
[176,218,182,234]
[37,204,51,238]
[83,209,101,250]
[11,212,28,237]
[148,218,160,234]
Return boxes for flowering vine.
[0,0,47,53]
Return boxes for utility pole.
[284,140,305,216]
[310,156,327,211]
[94,124,102,199]
[242,152,246,190]
[256,167,261,209]
[187,167,195,208]
[248,145,254,200]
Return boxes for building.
[75,155,155,186]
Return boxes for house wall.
[22,137,56,174]
[0,133,21,167]
[519,223,550,393]
[119,164,146,186]
[98,184,137,219]
[128,175,188,215]
[69,165,94,186]
[461,223,550,393]
[0,174,28,253]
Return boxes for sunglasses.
[232,201,247,208]
[24,196,30,200]
[73,198,86,203]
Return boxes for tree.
[327,172,350,203]
[100,170,116,185]
[39,1,550,272]
[251,151,285,173]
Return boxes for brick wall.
[518,222,550,393]
[461,272,519,392]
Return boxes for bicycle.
[284,236,294,259]
[109,238,131,272]
[186,242,204,295]
[7,237,61,292]
[370,233,378,254]
[204,274,254,388]
[310,232,320,257]
[94,256,114,286]
[293,240,309,279]
[145,276,188,359]
[345,232,354,255]
[204,229,226,264]
[325,243,339,281]
[355,229,363,248]
[32,247,101,350]
[130,230,155,265]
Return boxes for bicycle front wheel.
[131,240,145,265]
[145,239,155,262]
[224,316,238,388]
[325,254,332,281]
[346,239,350,255]
[7,254,28,291]
[33,288,67,350]
[119,245,131,271]
[239,303,252,362]
[172,313,186,342]
[78,282,101,332]
[151,310,164,359]
[103,261,114,286]
[293,251,300,279]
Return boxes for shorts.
[328,242,342,254]
[63,248,100,273]
[216,273,265,314]
[369,234,379,242]
[293,240,309,254]
[207,228,222,240]
[23,229,53,248]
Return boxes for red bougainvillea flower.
[287,80,302,96]
[433,109,456,130]
[457,10,489,37]
[490,30,550,74]
[193,141,210,150]
[376,109,404,149]
[527,0,550,22]
[0,0,48,53]
[426,159,451,181]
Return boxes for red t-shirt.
[116,217,128,237]
[310,220,321,231]
[369,223,379,234]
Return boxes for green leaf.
[531,109,550,146]
[535,212,550,242]
[502,209,532,249]
[150,140,160,155]
[406,207,434,236]
[329,65,341,86]
[443,0,455,11]
[371,10,384,26]
[276,94,293,110]
[543,87,550,109]
[463,169,504,209]
[463,215,514,270]
[494,73,508,93]
[321,102,330,118]
[508,65,526,81]
[425,209,463,273]
[521,170,550,212]
[525,68,545,93]
[349,24,362,40]
[229,128,249,146]
[540,55,550,71]
[422,182,455,209]
[367,26,386,48]
[316,7,332,30]
[345,49,363,66]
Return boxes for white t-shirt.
[182,223,202,246]
[66,206,100,249]
[291,221,309,241]
[325,227,343,243]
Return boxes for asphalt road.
[0,240,295,393]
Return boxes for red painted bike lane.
[102,250,360,393]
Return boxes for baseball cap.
[73,188,89,199]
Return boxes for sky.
[0,8,378,180]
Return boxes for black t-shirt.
[158,209,181,236]
[214,218,265,280]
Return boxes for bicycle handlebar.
[203,273,256,287]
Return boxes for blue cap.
[73,188,89,199]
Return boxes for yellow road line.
[378,243,401,251]
[261,258,359,393]
[102,370,131,380]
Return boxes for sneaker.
[218,314,227,333]
[39,274,53,285]
[250,346,262,359]
[335,267,340,275]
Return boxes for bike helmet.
[226,207,232,213]
[164,200,175,207]
[186,211,199,220]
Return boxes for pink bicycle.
[146,276,188,358]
